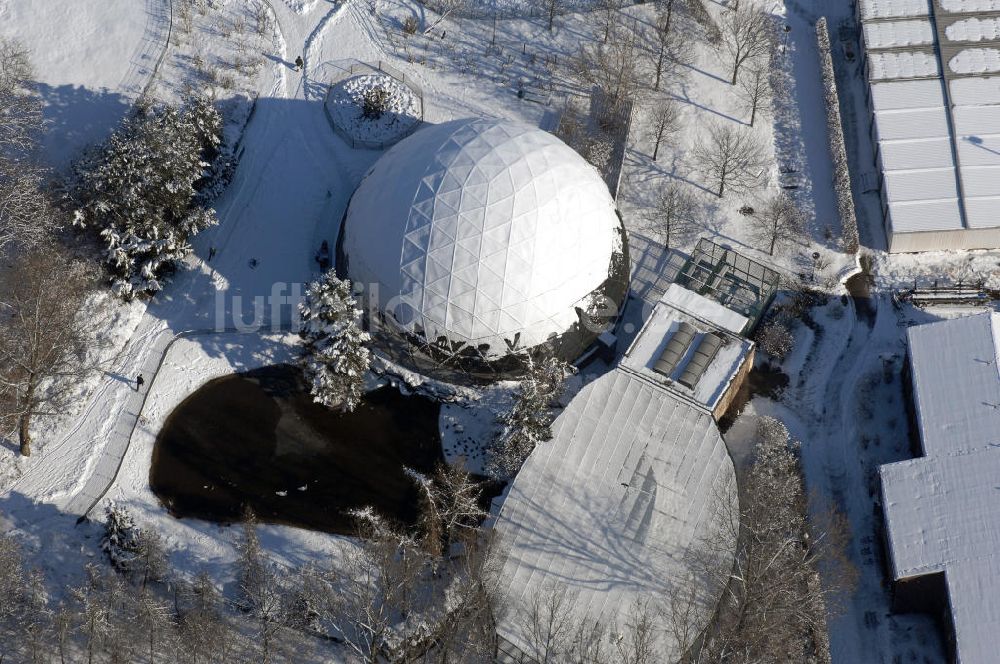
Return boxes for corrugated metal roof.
[879,137,956,169]
[874,107,951,140]
[871,78,949,110]
[862,3,1000,243]
[495,370,737,661]
[959,165,1000,195]
[952,104,1000,134]
[883,168,961,201]
[887,199,965,232]
[961,196,1000,226]
[949,75,1000,106]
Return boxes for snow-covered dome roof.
[339,118,623,359]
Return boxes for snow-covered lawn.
[0,0,154,166]
[326,72,422,144]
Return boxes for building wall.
[887,226,1000,253]
[713,346,755,422]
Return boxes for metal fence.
[554,89,634,201]
[323,60,425,151]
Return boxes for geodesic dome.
[338,118,626,365]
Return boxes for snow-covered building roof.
[858,0,1000,251]
[339,118,625,362]
[879,312,1000,663]
[619,284,753,415]
[495,368,736,661]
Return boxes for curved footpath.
[4,0,391,521]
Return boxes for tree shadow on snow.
[33,83,132,171]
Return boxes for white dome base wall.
[339,118,625,368]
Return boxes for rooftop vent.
[654,321,697,377]
[677,332,725,389]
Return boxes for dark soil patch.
[718,363,790,432]
[846,272,876,328]
[150,365,446,535]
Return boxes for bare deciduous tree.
[0,38,42,156]
[693,121,767,197]
[718,5,774,84]
[594,0,623,43]
[408,461,488,557]
[648,0,687,90]
[647,99,681,161]
[0,158,51,254]
[177,572,234,664]
[575,25,642,110]
[422,0,468,34]
[736,59,772,127]
[0,248,99,456]
[544,0,563,32]
[677,416,854,663]
[237,507,285,663]
[645,182,699,248]
[0,40,49,255]
[751,191,805,255]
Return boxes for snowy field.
[2,0,995,660]
[0,0,153,166]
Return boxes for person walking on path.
[135,374,145,391]
[294,56,303,72]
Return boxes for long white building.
[858,0,1000,252]
[879,312,1000,662]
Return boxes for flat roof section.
[887,198,965,232]
[620,285,752,412]
[878,137,956,169]
[860,0,932,22]
[907,312,1000,455]
[869,50,942,79]
[870,78,951,110]
[882,168,961,201]
[864,18,936,48]
[873,107,952,140]
[879,312,1000,662]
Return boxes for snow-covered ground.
[2,0,992,660]
[0,0,156,166]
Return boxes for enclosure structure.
[495,365,737,662]
[337,118,629,379]
[879,312,1000,662]
[619,284,754,421]
[856,0,1000,252]
[323,61,424,150]
[674,238,779,332]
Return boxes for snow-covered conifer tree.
[487,355,573,478]
[298,272,371,412]
[101,503,143,575]
[72,97,222,299]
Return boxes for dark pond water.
[150,365,444,535]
